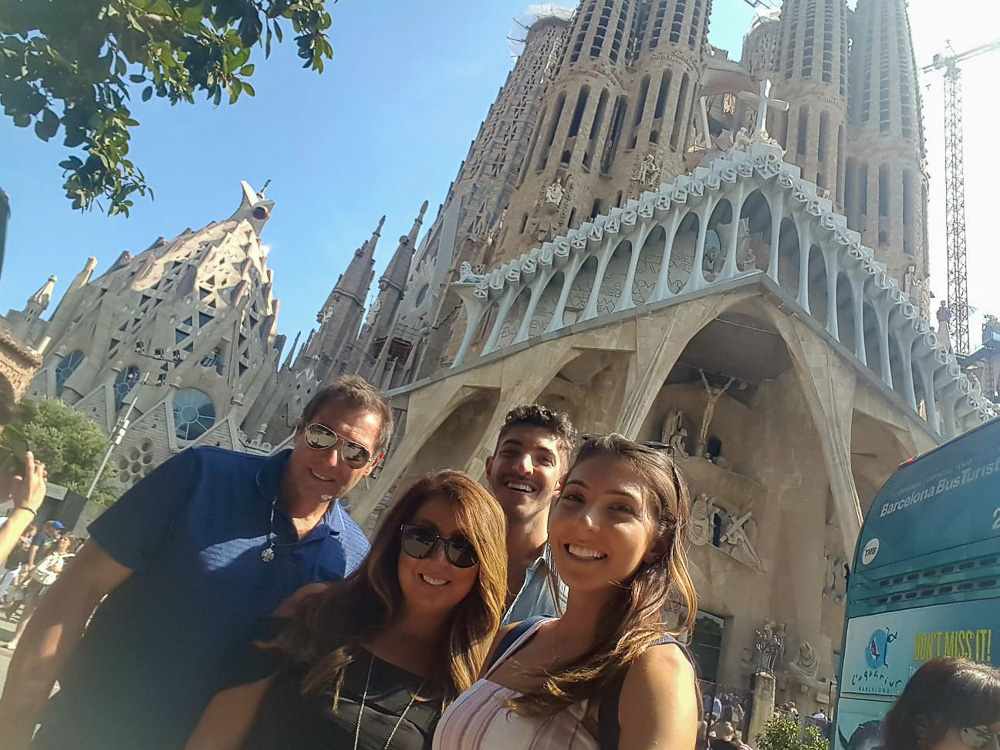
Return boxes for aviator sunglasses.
[302,423,373,469]
[961,727,1000,750]
[400,524,479,569]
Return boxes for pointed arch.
[739,189,772,272]
[668,212,699,293]
[836,274,856,353]
[632,225,666,305]
[704,199,733,283]
[807,245,829,327]
[531,271,566,335]
[862,302,881,376]
[776,218,800,297]
[595,240,632,316]
[496,287,532,350]
[563,256,599,326]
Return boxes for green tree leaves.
[755,715,830,750]
[1,398,124,507]
[0,0,337,216]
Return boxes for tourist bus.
[834,416,1000,748]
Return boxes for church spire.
[24,275,57,320]
[382,201,427,294]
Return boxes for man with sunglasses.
[0,375,392,750]
[484,404,577,624]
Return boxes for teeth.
[505,481,534,493]
[421,574,448,586]
[567,544,606,560]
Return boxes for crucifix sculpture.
[737,77,789,139]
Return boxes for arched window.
[55,350,84,395]
[172,388,216,441]
[113,366,141,411]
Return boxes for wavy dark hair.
[511,433,698,716]
[269,470,507,704]
[883,658,1000,750]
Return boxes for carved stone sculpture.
[788,641,820,685]
[823,554,848,603]
[696,369,736,457]
[721,510,764,571]
[753,619,786,674]
[660,409,689,457]
[689,493,716,547]
[544,178,565,209]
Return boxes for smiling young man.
[484,404,577,624]
[0,375,392,750]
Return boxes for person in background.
[483,404,576,624]
[6,534,76,650]
[1,523,37,601]
[26,519,63,569]
[188,471,507,750]
[434,434,700,750]
[0,375,392,750]
[882,657,1000,750]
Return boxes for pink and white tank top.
[432,619,599,750]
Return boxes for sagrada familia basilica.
[4,0,999,717]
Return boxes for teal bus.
[834,416,1000,748]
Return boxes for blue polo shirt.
[34,446,369,750]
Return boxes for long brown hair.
[270,471,507,703]
[511,434,698,716]
[883,658,1000,750]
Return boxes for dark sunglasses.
[399,524,479,569]
[961,727,1000,750]
[302,423,373,469]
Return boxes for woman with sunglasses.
[187,470,507,750]
[882,657,1000,750]
[434,434,700,750]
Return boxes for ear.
[485,454,495,479]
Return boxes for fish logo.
[864,627,898,669]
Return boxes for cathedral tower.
[497,0,713,266]
[845,0,928,286]
[349,201,428,385]
[298,216,384,383]
[769,0,849,208]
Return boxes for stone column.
[748,672,776,747]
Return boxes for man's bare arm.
[0,541,132,748]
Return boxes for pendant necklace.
[353,651,426,750]
[261,496,281,563]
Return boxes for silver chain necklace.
[261,497,281,562]
[353,651,426,750]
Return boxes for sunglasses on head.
[399,524,479,569]
[961,727,1000,749]
[302,423,373,469]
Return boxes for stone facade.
[4,182,282,485]
[347,140,993,712]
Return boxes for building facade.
[7,0,997,717]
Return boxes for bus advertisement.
[834,416,1000,748]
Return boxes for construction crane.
[922,39,1000,356]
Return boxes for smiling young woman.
[187,471,507,750]
[433,434,700,750]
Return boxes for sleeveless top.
[243,652,441,750]
[432,619,599,750]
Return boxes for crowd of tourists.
[0,374,996,749]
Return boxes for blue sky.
[1,0,997,350]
